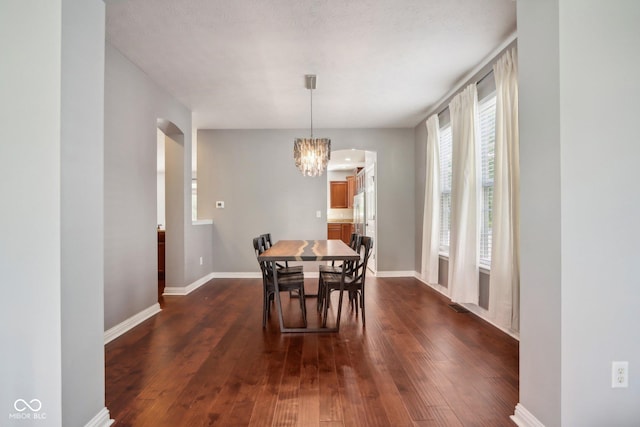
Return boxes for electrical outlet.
[612,361,629,388]
[216,201,224,208]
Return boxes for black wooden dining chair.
[320,236,373,327]
[253,235,307,328]
[262,233,303,298]
[317,233,361,312]
[261,233,303,275]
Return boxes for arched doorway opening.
[327,149,377,272]
[157,119,185,302]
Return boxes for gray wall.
[164,132,186,286]
[60,0,106,425]
[414,120,428,273]
[0,3,64,424]
[557,1,640,424]
[104,43,213,329]
[1,1,106,425]
[198,128,415,273]
[518,2,562,424]
[519,1,640,425]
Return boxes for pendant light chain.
[310,86,313,138]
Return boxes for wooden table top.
[258,239,360,262]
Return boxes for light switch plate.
[216,201,224,208]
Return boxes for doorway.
[364,156,377,273]
[327,149,377,273]
[156,118,186,303]
[157,129,166,300]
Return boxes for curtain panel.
[421,114,440,284]
[448,84,480,304]
[489,47,520,332]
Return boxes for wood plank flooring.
[105,276,518,426]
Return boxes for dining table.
[257,239,360,333]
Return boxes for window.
[439,124,452,252]
[478,95,496,265]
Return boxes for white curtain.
[421,114,440,284]
[489,48,520,331]
[448,84,480,304]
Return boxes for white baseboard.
[413,272,450,296]
[162,271,323,295]
[210,272,261,279]
[413,272,519,341]
[462,300,520,340]
[430,281,450,295]
[375,270,414,278]
[209,272,321,279]
[104,303,161,344]
[511,403,545,427]
[163,272,216,295]
[84,407,114,427]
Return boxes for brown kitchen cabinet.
[158,230,165,280]
[355,169,365,194]
[327,223,342,240]
[341,223,354,244]
[330,181,348,208]
[346,175,355,208]
[327,222,354,245]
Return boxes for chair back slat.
[351,236,373,284]
[262,233,273,249]
[252,236,271,290]
[332,232,362,270]
[261,233,290,268]
[349,233,362,250]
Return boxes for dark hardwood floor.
[106,276,519,426]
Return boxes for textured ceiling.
[106,0,516,130]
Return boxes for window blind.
[478,95,496,265]
[439,125,452,251]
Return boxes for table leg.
[269,259,342,333]
[334,266,346,332]
[271,261,286,332]
[272,260,335,332]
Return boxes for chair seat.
[278,265,303,275]
[317,232,361,314]
[269,272,304,289]
[319,264,342,274]
[320,272,358,288]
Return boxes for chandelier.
[294,75,331,177]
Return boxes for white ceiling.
[328,149,367,171]
[105,0,516,130]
